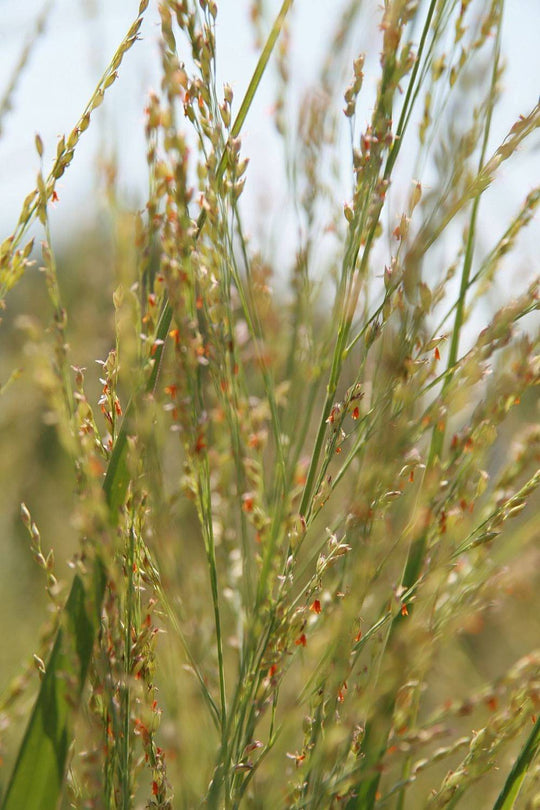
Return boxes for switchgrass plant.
[0,0,539,808]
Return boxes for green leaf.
[492,716,540,810]
[1,563,106,810]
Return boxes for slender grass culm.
[0,1,539,809]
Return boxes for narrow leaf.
[492,716,540,810]
[1,563,106,810]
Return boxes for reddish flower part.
[195,432,206,453]
[242,493,255,512]
[286,751,306,767]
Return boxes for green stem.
[430,13,501,461]
[120,525,136,810]
[492,715,540,810]
[299,0,438,525]
[349,12,505,808]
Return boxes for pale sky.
[0,0,538,263]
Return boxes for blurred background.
[0,0,539,801]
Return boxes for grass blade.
[492,716,540,810]
[1,564,106,810]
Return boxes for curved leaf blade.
[492,716,540,810]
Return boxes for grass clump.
[0,1,539,808]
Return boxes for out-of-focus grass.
[0,226,114,697]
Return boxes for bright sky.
[0,0,538,262]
